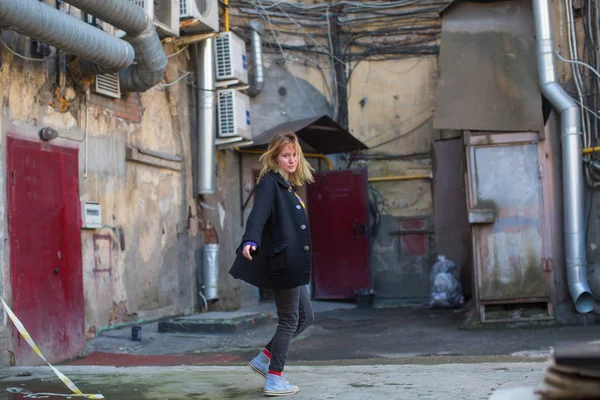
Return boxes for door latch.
[352,218,367,236]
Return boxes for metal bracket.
[468,208,496,224]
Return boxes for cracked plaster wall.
[0,31,200,365]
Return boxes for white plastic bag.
[430,255,464,308]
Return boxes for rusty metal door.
[465,133,550,318]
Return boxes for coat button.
[301,224,307,230]
[303,245,310,251]
[296,205,301,209]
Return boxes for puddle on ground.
[0,379,262,400]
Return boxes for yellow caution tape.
[0,297,104,399]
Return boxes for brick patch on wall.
[89,92,142,123]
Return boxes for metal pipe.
[224,0,230,32]
[0,0,134,72]
[368,173,432,182]
[195,39,217,194]
[59,0,148,35]
[533,0,596,313]
[234,147,334,171]
[583,146,600,154]
[62,0,167,92]
[202,244,220,301]
[248,20,265,98]
[117,18,168,93]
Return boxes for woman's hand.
[243,244,256,260]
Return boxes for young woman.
[229,131,315,396]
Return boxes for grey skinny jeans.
[265,285,314,372]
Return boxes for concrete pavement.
[4,303,598,399]
[0,362,547,400]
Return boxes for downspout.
[62,0,167,93]
[533,0,596,313]
[194,39,217,194]
[0,0,134,72]
[247,20,265,98]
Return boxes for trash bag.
[430,255,464,308]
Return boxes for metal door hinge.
[538,163,543,179]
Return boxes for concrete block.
[157,312,272,334]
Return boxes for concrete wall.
[0,23,201,363]
[225,1,440,305]
[348,58,437,301]
[225,56,439,304]
[250,55,333,137]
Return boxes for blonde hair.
[258,131,315,186]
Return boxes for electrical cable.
[167,45,189,58]
[159,71,192,88]
[555,50,600,83]
[254,0,317,115]
[325,5,338,119]
[233,0,446,133]
[566,0,590,148]
[0,36,56,62]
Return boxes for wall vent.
[93,73,121,99]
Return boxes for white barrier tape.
[0,297,104,399]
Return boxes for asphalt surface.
[76,305,600,365]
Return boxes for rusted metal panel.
[434,0,543,132]
[398,219,427,257]
[432,138,472,297]
[466,139,549,302]
[465,131,540,146]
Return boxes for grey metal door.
[465,133,551,320]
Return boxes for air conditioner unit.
[218,89,251,140]
[92,73,121,99]
[215,32,248,85]
[180,0,219,33]
[130,0,180,37]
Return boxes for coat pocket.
[266,242,289,276]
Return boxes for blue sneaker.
[248,351,270,378]
[264,374,299,396]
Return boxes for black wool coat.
[229,170,312,290]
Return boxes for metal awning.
[243,115,368,154]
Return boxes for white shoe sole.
[264,387,300,396]
[248,362,267,378]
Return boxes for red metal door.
[8,137,85,365]
[308,169,371,299]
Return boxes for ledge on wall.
[126,146,183,171]
[216,79,250,91]
[216,137,253,150]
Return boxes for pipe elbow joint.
[119,18,168,93]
